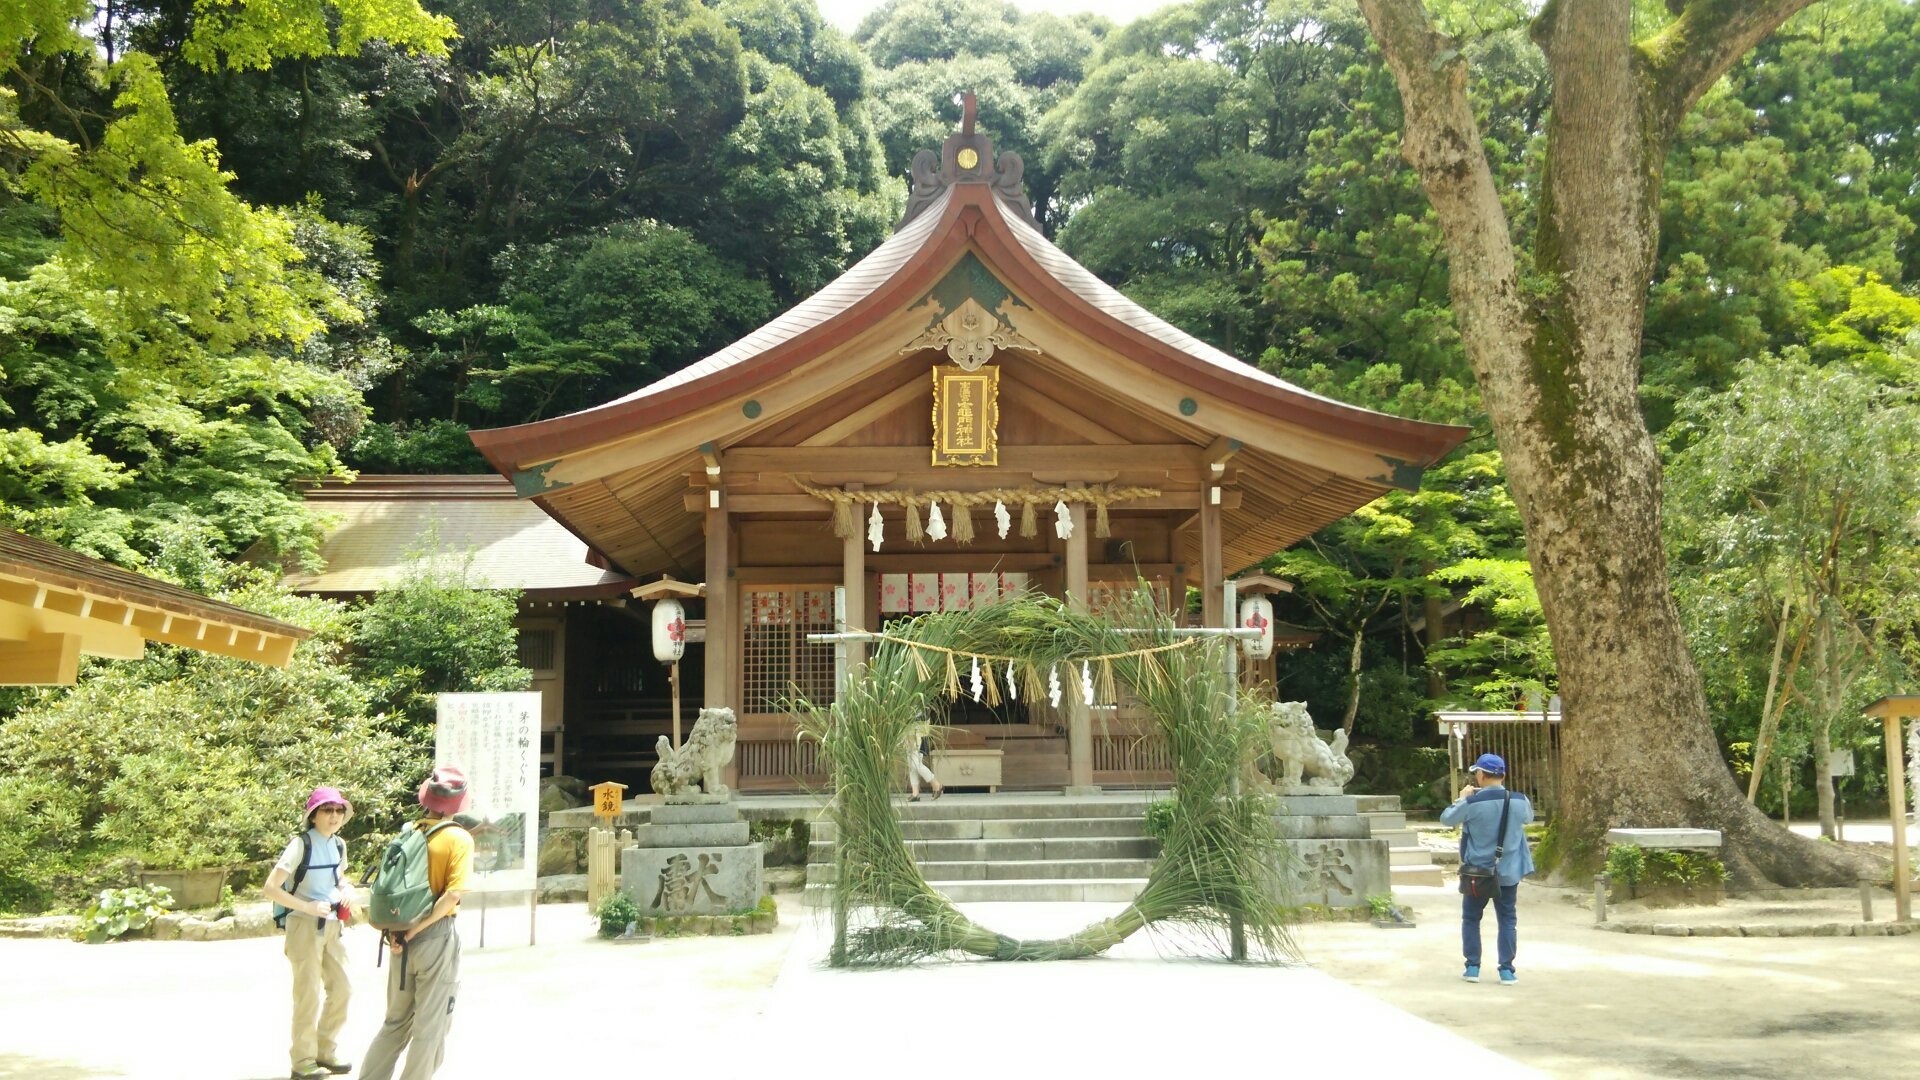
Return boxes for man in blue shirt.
[1439,753,1535,986]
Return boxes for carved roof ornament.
[896,91,1036,231]
[899,296,1040,370]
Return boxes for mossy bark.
[1355,0,1873,885]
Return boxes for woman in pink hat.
[263,787,358,1079]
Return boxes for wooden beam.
[685,491,1240,514]
[722,445,1203,473]
[0,631,82,685]
[800,377,927,446]
[1203,434,1244,469]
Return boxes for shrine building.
[471,106,1468,794]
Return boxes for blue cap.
[1470,753,1506,775]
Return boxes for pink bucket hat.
[418,765,470,816]
[304,787,351,822]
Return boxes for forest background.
[2,0,1918,907]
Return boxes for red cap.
[418,766,470,815]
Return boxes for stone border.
[1598,920,1917,938]
[0,909,281,942]
[629,910,779,938]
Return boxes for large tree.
[1351,0,1877,881]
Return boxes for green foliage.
[347,550,532,739]
[1140,798,1177,841]
[798,590,1298,965]
[1424,558,1556,708]
[1604,843,1725,890]
[78,885,173,943]
[595,892,641,938]
[1365,893,1393,919]
[0,584,415,911]
[747,818,811,865]
[1604,843,1648,887]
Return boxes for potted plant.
[135,836,241,910]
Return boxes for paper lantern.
[652,599,687,663]
[1238,595,1274,659]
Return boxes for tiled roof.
[286,476,634,596]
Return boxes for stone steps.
[809,836,1158,863]
[806,857,1157,885]
[807,879,1147,904]
[813,816,1150,842]
[1359,799,1442,886]
[1392,864,1446,887]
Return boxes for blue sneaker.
[1462,965,1480,983]
[1498,968,1517,986]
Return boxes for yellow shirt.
[419,817,474,909]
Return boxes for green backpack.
[366,820,461,931]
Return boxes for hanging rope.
[794,480,1162,547]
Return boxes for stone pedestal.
[1271,793,1390,908]
[620,796,764,916]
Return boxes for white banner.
[434,692,542,893]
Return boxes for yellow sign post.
[589,781,628,825]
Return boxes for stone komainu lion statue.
[1260,700,1355,792]
[651,707,738,797]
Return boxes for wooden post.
[1594,875,1609,925]
[842,487,867,674]
[1866,696,1918,924]
[1884,714,1912,923]
[670,660,681,748]
[1065,497,1093,792]
[1199,494,1223,629]
[1860,876,1875,923]
[704,494,730,711]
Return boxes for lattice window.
[516,627,556,672]
[1087,579,1172,618]
[740,587,838,715]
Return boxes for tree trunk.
[1747,593,1794,800]
[1342,628,1365,734]
[1355,0,1874,884]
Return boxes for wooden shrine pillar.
[704,492,732,710]
[842,503,867,674]
[1199,491,1224,629]
[1866,695,1919,923]
[1065,498,1095,793]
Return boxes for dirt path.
[1295,883,1920,1079]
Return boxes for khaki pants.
[361,919,460,1080]
[283,913,351,1068]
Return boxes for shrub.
[0,586,413,911]
[349,551,530,739]
[79,885,173,943]
[1141,799,1177,841]
[1604,843,1648,887]
[596,892,640,938]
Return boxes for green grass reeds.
[793,586,1301,966]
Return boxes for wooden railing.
[736,716,828,792]
[1091,709,1173,787]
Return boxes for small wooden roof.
[631,576,705,601]
[285,475,635,599]
[470,119,1469,581]
[1865,695,1920,720]
[0,529,311,684]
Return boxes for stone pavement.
[10,884,1918,1079]
[0,895,1537,1080]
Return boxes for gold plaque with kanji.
[931,364,998,466]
